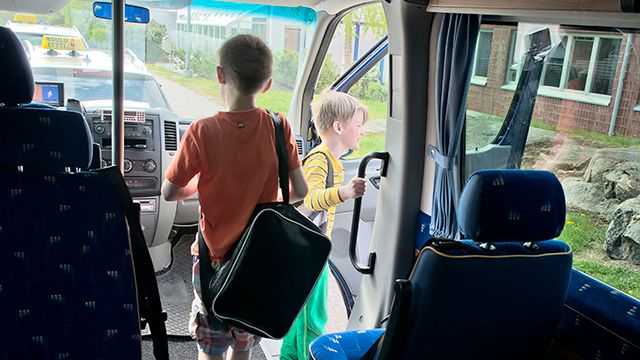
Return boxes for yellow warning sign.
[42,35,85,51]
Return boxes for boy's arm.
[162,175,198,201]
[162,123,201,201]
[303,154,343,211]
[288,167,308,203]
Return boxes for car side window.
[312,3,388,158]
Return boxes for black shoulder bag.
[198,110,331,339]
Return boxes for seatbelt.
[99,166,169,360]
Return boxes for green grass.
[530,117,558,132]
[557,212,640,299]
[148,65,222,103]
[573,259,640,298]
[557,213,606,254]
[361,99,388,121]
[150,64,295,115]
[569,129,640,148]
[348,132,385,158]
[256,89,294,115]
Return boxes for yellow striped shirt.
[302,144,344,236]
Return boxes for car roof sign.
[13,13,38,24]
[42,35,84,51]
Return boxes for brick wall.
[467,26,640,138]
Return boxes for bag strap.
[268,110,290,203]
[198,226,215,314]
[302,150,334,188]
[98,166,169,360]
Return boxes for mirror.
[93,2,150,24]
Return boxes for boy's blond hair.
[219,34,272,95]
[312,91,369,137]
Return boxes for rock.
[584,148,640,183]
[562,177,620,218]
[583,148,640,202]
[608,164,640,201]
[604,197,640,265]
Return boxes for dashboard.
[84,106,199,262]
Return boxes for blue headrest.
[0,26,34,106]
[458,170,566,242]
[0,108,93,169]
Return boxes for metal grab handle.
[349,151,390,275]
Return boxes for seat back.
[0,25,166,359]
[0,113,144,359]
[377,170,573,360]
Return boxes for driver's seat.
[0,25,167,359]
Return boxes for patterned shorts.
[189,256,261,355]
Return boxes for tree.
[341,5,387,70]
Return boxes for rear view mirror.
[93,2,150,24]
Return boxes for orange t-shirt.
[165,108,301,262]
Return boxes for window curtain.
[428,14,480,239]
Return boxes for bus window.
[464,22,640,299]
[312,3,388,158]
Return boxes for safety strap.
[99,166,169,360]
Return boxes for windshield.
[31,67,169,109]
[1,0,318,119]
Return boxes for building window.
[504,29,531,85]
[540,34,622,96]
[251,17,267,40]
[472,30,493,79]
[284,27,301,52]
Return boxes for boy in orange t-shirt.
[162,34,308,360]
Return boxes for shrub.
[190,49,217,79]
[273,49,300,89]
[350,68,388,102]
[315,54,339,93]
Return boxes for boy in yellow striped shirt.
[280,91,368,360]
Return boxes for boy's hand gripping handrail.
[349,151,389,275]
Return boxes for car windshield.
[31,67,169,109]
[1,1,318,119]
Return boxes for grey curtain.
[428,14,480,239]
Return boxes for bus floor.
[142,232,348,359]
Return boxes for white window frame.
[504,30,521,86]
[537,33,622,104]
[471,29,493,86]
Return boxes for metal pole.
[609,33,633,136]
[111,0,125,173]
[183,5,192,77]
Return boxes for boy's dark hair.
[219,34,273,95]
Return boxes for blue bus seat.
[550,269,640,359]
[0,25,167,359]
[310,169,573,360]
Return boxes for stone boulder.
[584,148,640,202]
[604,196,640,265]
[562,177,620,218]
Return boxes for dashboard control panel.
[87,109,163,197]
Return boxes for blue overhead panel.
[188,0,317,23]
